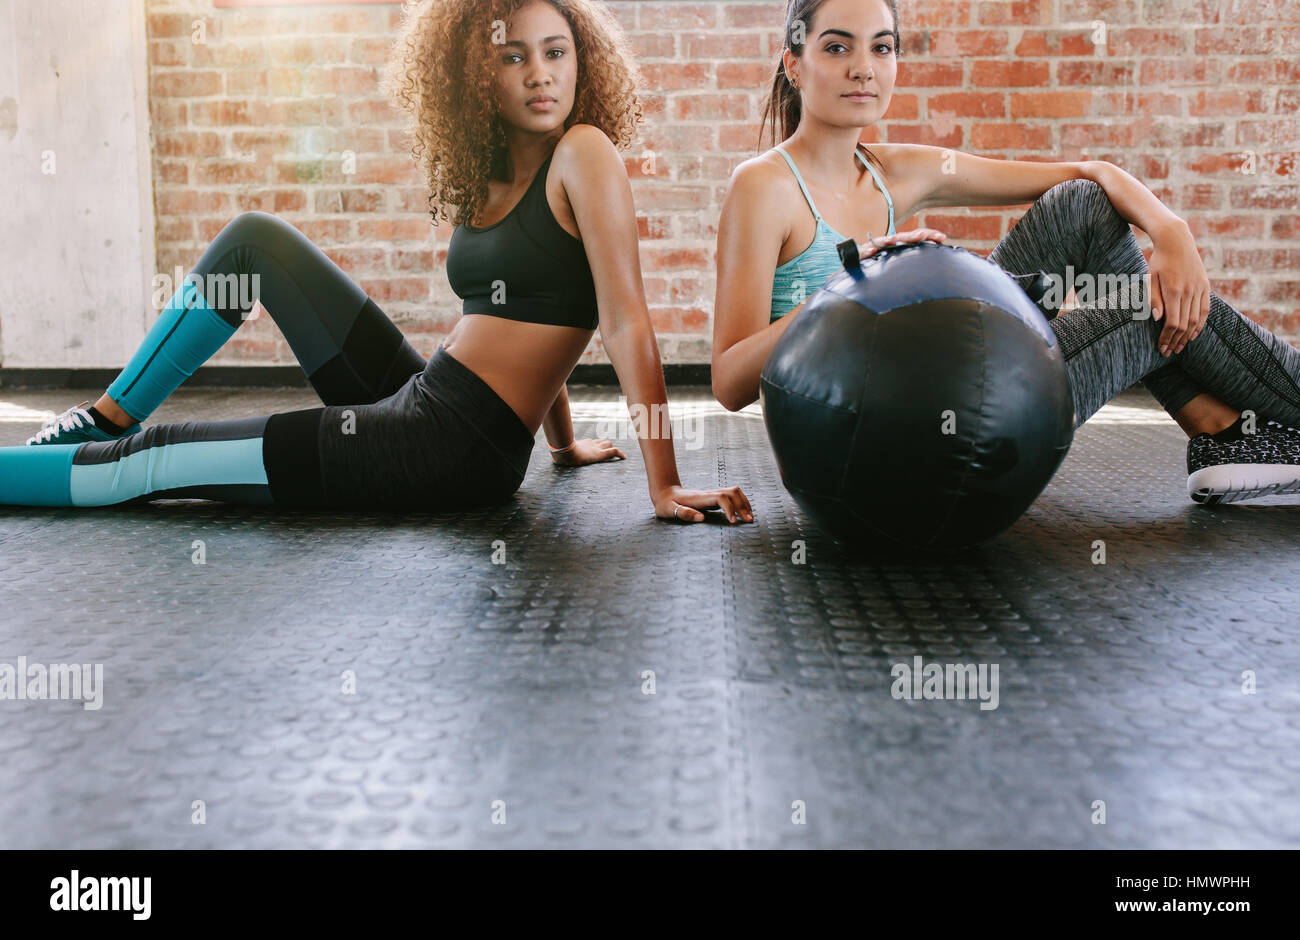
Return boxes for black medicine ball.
[759,240,1075,551]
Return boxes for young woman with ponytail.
[711,0,1300,504]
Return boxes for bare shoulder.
[731,148,791,182]
[549,125,626,216]
[553,123,621,170]
[859,142,948,214]
[546,125,627,239]
[725,150,797,211]
[862,142,942,175]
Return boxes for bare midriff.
[438,158,596,435]
[439,314,595,435]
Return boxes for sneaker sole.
[1188,463,1300,504]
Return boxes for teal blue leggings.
[1,212,533,509]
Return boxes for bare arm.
[903,145,1090,212]
[1079,160,1188,241]
[711,153,945,412]
[541,383,575,451]
[902,144,1187,240]
[1081,161,1206,352]
[558,127,678,495]
[714,147,1201,417]
[711,161,805,413]
[713,301,806,413]
[906,147,1201,345]
[557,125,751,523]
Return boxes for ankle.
[1174,396,1241,438]
[92,395,137,431]
[1205,413,1242,437]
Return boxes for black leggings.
[2,213,535,510]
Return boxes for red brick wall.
[144,0,1299,365]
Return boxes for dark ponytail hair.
[759,0,901,167]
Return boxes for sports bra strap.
[860,152,896,236]
[774,144,888,232]
[773,144,824,224]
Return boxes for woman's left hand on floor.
[1148,225,1212,356]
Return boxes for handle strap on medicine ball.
[836,238,860,271]
[1010,271,1056,315]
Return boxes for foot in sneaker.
[1187,415,1300,504]
[25,402,142,446]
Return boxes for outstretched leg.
[2,350,535,512]
[3,411,317,507]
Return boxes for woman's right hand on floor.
[551,438,627,466]
[854,227,948,260]
[654,484,754,525]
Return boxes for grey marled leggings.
[988,178,1300,431]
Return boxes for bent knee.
[1044,177,1125,230]
[218,210,296,246]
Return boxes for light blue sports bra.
[770,143,896,322]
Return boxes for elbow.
[711,371,750,413]
[714,385,742,413]
[1080,159,1109,180]
[711,360,739,412]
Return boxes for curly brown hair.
[385,0,644,228]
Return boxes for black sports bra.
[446,152,600,331]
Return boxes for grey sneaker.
[1187,418,1300,504]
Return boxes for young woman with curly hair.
[712,0,1300,504]
[10,0,753,524]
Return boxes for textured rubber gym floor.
[0,384,1297,849]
